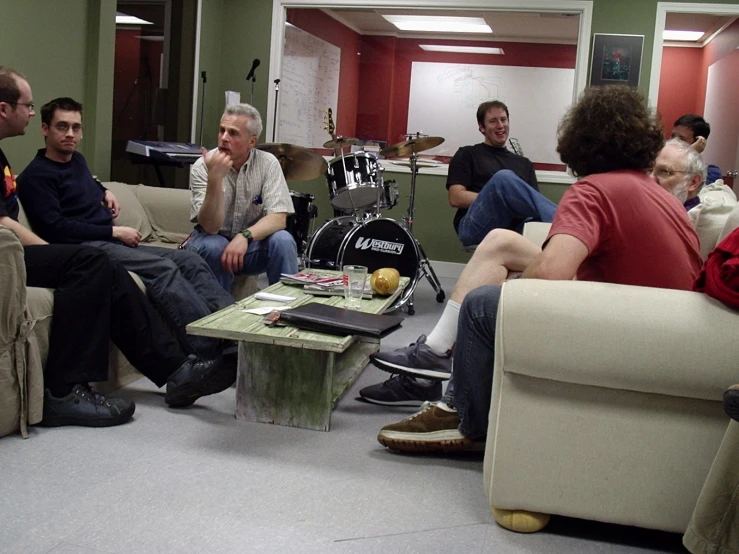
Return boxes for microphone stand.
[248,74,256,106]
[272,79,280,142]
[198,71,207,145]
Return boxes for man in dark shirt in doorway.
[447,100,556,247]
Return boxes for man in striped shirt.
[186,103,297,291]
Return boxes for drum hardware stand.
[398,149,445,316]
[271,79,280,142]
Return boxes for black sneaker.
[724,384,739,422]
[41,384,135,427]
[369,335,452,380]
[165,355,236,408]
[358,375,442,407]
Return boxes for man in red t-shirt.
[377,86,702,454]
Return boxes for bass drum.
[305,217,420,311]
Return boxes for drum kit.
[257,124,446,315]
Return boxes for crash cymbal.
[257,143,328,181]
[322,136,358,149]
[380,136,445,158]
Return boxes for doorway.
[650,3,739,185]
[111,0,198,188]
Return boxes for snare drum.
[325,152,383,212]
[305,216,420,311]
[286,191,317,256]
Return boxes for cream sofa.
[0,181,256,438]
[484,199,739,534]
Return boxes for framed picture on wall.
[589,33,644,88]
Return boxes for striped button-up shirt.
[189,148,294,238]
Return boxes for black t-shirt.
[446,143,538,232]
[0,148,20,221]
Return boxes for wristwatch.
[241,229,253,244]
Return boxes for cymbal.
[257,143,328,181]
[380,136,444,158]
[322,136,358,149]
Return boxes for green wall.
[0,0,115,178]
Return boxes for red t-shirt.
[547,170,702,290]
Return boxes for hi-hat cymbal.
[323,136,358,149]
[380,136,445,158]
[257,143,328,181]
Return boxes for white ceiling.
[319,8,735,46]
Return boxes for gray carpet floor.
[0,275,687,553]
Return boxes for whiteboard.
[279,25,340,148]
[407,62,575,164]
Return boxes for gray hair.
[223,103,263,139]
[665,137,707,184]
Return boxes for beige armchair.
[483,207,739,533]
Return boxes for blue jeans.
[457,170,557,247]
[444,284,502,440]
[84,241,234,359]
[183,228,298,291]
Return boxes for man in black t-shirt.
[446,100,556,247]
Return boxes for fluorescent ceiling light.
[419,45,504,55]
[116,12,153,25]
[382,15,492,34]
[663,30,703,41]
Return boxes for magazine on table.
[303,282,373,299]
[279,271,344,288]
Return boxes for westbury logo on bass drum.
[354,237,405,255]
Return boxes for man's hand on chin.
[221,234,248,274]
[202,146,233,184]
[112,226,142,247]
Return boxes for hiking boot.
[370,335,452,380]
[377,402,483,453]
[724,384,739,422]
[359,375,441,407]
[165,355,236,408]
[41,384,135,427]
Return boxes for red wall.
[657,47,703,135]
[287,9,576,165]
[658,19,739,138]
[113,29,163,141]
[698,18,739,116]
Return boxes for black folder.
[279,303,404,338]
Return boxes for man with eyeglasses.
[0,68,239,428]
[17,96,241,408]
[650,138,707,209]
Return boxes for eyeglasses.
[52,122,83,134]
[652,168,689,179]
[8,101,34,111]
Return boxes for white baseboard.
[426,260,465,280]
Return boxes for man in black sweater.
[17,98,237,397]
[0,68,232,428]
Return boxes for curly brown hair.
[556,86,664,177]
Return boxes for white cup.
[343,265,368,310]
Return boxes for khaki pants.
[684,421,739,554]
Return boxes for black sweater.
[17,150,113,243]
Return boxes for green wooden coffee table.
[186,271,409,431]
